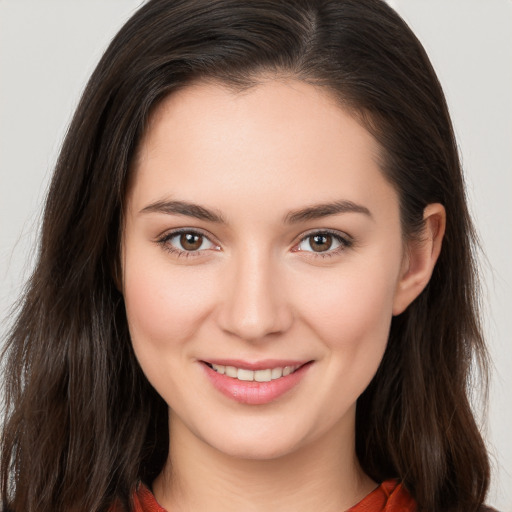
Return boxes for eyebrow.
[284,200,372,224]
[140,199,226,223]
[140,198,372,224]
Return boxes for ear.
[392,203,446,315]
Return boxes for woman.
[0,0,494,511]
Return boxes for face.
[122,79,410,460]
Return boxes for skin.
[122,79,445,512]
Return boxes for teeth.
[271,367,283,379]
[212,364,225,374]
[209,363,301,381]
[225,366,237,378]
[237,369,254,381]
[254,369,272,382]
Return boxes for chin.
[195,418,320,462]
[212,437,301,461]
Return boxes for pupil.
[180,233,202,251]
[311,234,332,252]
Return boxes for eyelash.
[156,228,353,259]
[157,228,219,258]
[293,229,353,258]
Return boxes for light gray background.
[0,1,510,509]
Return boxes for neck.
[153,409,376,512]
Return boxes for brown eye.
[295,231,349,255]
[161,230,217,254]
[309,234,333,252]
[180,232,203,251]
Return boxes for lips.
[205,362,303,382]
[201,359,312,405]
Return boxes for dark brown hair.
[1,0,490,511]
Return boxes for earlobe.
[392,203,446,315]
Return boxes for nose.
[216,249,293,342]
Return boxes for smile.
[205,363,302,382]
[201,360,313,405]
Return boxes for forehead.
[128,79,396,220]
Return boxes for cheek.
[292,260,399,355]
[122,248,218,352]
[276,263,398,435]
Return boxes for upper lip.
[200,359,311,371]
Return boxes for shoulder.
[132,483,167,512]
[109,483,167,512]
[347,479,416,511]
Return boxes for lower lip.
[202,362,312,405]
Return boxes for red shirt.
[127,479,416,511]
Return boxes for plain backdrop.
[0,1,511,510]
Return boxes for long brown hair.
[1,1,490,511]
